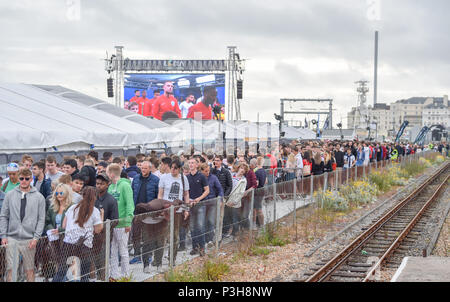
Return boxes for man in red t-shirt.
[135,90,152,116]
[146,90,160,118]
[186,86,216,120]
[151,82,181,120]
[129,90,141,103]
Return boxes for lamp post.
[337,122,344,140]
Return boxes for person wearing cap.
[93,173,119,281]
[0,168,46,282]
[1,163,20,194]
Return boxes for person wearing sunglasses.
[39,183,73,281]
[0,168,46,282]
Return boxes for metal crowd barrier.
[0,150,437,282]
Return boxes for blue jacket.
[131,173,159,207]
[125,166,141,179]
[356,150,365,166]
[206,174,224,201]
[33,176,52,199]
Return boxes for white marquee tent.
[0,82,178,153]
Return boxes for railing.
[0,150,440,282]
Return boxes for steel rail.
[305,162,449,282]
[362,172,450,282]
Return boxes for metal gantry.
[280,98,333,130]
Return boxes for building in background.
[422,95,449,128]
[346,95,449,141]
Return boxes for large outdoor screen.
[124,73,225,121]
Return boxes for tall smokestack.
[374,31,378,106]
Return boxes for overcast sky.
[1,0,448,127]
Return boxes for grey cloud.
[0,0,448,125]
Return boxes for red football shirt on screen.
[151,95,181,120]
[134,97,151,116]
[186,102,212,120]
[129,96,140,103]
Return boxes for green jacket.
[44,203,72,233]
[108,178,135,228]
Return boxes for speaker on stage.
[236,80,243,99]
[107,78,114,98]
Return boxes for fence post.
[354,165,358,181]
[215,196,221,253]
[293,177,297,201]
[335,168,338,190]
[273,188,277,226]
[363,164,366,178]
[293,178,297,241]
[249,190,255,240]
[11,242,18,282]
[105,219,111,282]
[346,167,349,184]
[323,173,328,192]
[169,205,174,269]
[310,175,314,198]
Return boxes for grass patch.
[401,162,426,177]
[112,274,134,282]
[255,224,290,247]
[369,171,393,192]
[165,265,204,282]
[165,259,230,282]
[250,246,272,257]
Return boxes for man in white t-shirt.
[45,156,64,183]
[158,164,189,203]
[157,160,189,260]
[179,94,195,118]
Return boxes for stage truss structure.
[104,46,245,121]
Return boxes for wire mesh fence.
[0,150,439,282]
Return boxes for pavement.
[391,257,450,282]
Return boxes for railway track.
[301,162,450,282]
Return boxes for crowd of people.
[124,81,225,121]
[0,139,448,282]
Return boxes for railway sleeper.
[329,271,367,278]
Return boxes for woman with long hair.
[42,183,73,281]
[226,163,247,237]
[311,151,324,176]
[323,151,333,173]
[356,144,365,166]
[285,154,297,181]
[52,186,103,282]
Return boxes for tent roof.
[0,82,167,152]
[32,84,170,129]
[30,84,182,147]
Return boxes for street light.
[337,122,344,140]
